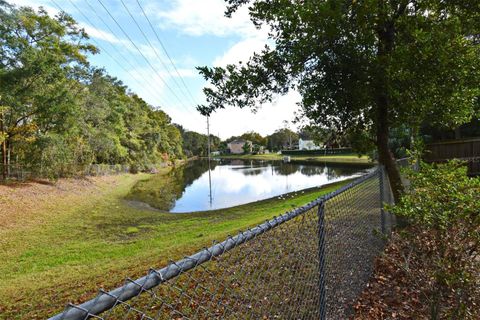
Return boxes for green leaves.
[0,3,185,177]
[390,160,480,317]
[198,0,480,149]
[392,160,480,230]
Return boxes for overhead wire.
[95,0,192,113]
[119,0,196,107]
[51,0,172,109]
[135,0,198,105]
[51,0,205,128]
[51,0,174,108]
[81,0,187,110]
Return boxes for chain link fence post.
[48,169,390,320]
[378,166,386,234]
[318,199,327,320]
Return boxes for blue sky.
[15,0,300,138]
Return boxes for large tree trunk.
[376,101,404,202]
[376,18,404,203]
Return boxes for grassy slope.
[0,171,350,319]
[217,153,373,164]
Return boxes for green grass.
[217,153,373,164]
[0,171,351,319]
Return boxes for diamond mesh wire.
[51,168,393,320]
[323,171,385,318]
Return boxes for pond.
[127,159,371,213]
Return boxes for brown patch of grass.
[0,175,134,229]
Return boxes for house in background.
[298,138,323,150]
[227,140,253,154]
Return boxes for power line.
[60,0,168,106]
[95,0,192,112]
[54,0,172,108]
[135,0,198,105]
[119,0,196,106]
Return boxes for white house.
[298,138,323,150]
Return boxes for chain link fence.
[0,163,131,181]
[50,167,394,320]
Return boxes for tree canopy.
[240,131,267,146]
[176,124,220,158]
[266,128,299,151]
[0,3,185,179]
[198,0,480,200]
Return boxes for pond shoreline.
[126,176,359,214]
[126,158,367,213]
[1,171,353,319]
[211,153,374,166]
[182,177,358,215]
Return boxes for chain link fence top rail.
[50,167,394,320]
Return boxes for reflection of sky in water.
[170,162,367,213]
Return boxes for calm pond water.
[128,159,371,213]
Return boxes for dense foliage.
[266,128,298,151]
[176,124,220,158]
[390,161,480,318]
[198,0,480,201]
[0,3,184,179]
[240,131,267,147]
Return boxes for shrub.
[390,161,480,319]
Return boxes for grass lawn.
[0,170,351,319]
[217,153,373,164]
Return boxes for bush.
[129,163,139,174]
[390,161,480,319]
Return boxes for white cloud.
[11,0,299,139]
[10,0,58,15]
[172,68,197,78]
[200,12,299,139]
[208,91,301,139]
[154,0,261,38]
[213,37,268,66]
[82,24,130,46]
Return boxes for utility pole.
[207,116,211,161]
[283,120,292,150]
[207,116,213,206]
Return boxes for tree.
[266,128,299,151]
[0,2,189,180]
[240,131,267,146]
[197,0,480,201]
[242,142,251,154]
[0,3,96,179]
[298,125,353,149]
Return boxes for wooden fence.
[425,138,480,175]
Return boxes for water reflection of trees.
[323,166,361,179]
[126,168,184,211]
[242,168,265,176]
[182,160,217,188]
[273,163,299,176]
[300,165,326,176]
[127,160,368,211]
[127,160,216,211]
[273,162,363,179]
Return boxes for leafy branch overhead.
[197,0,480,201]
